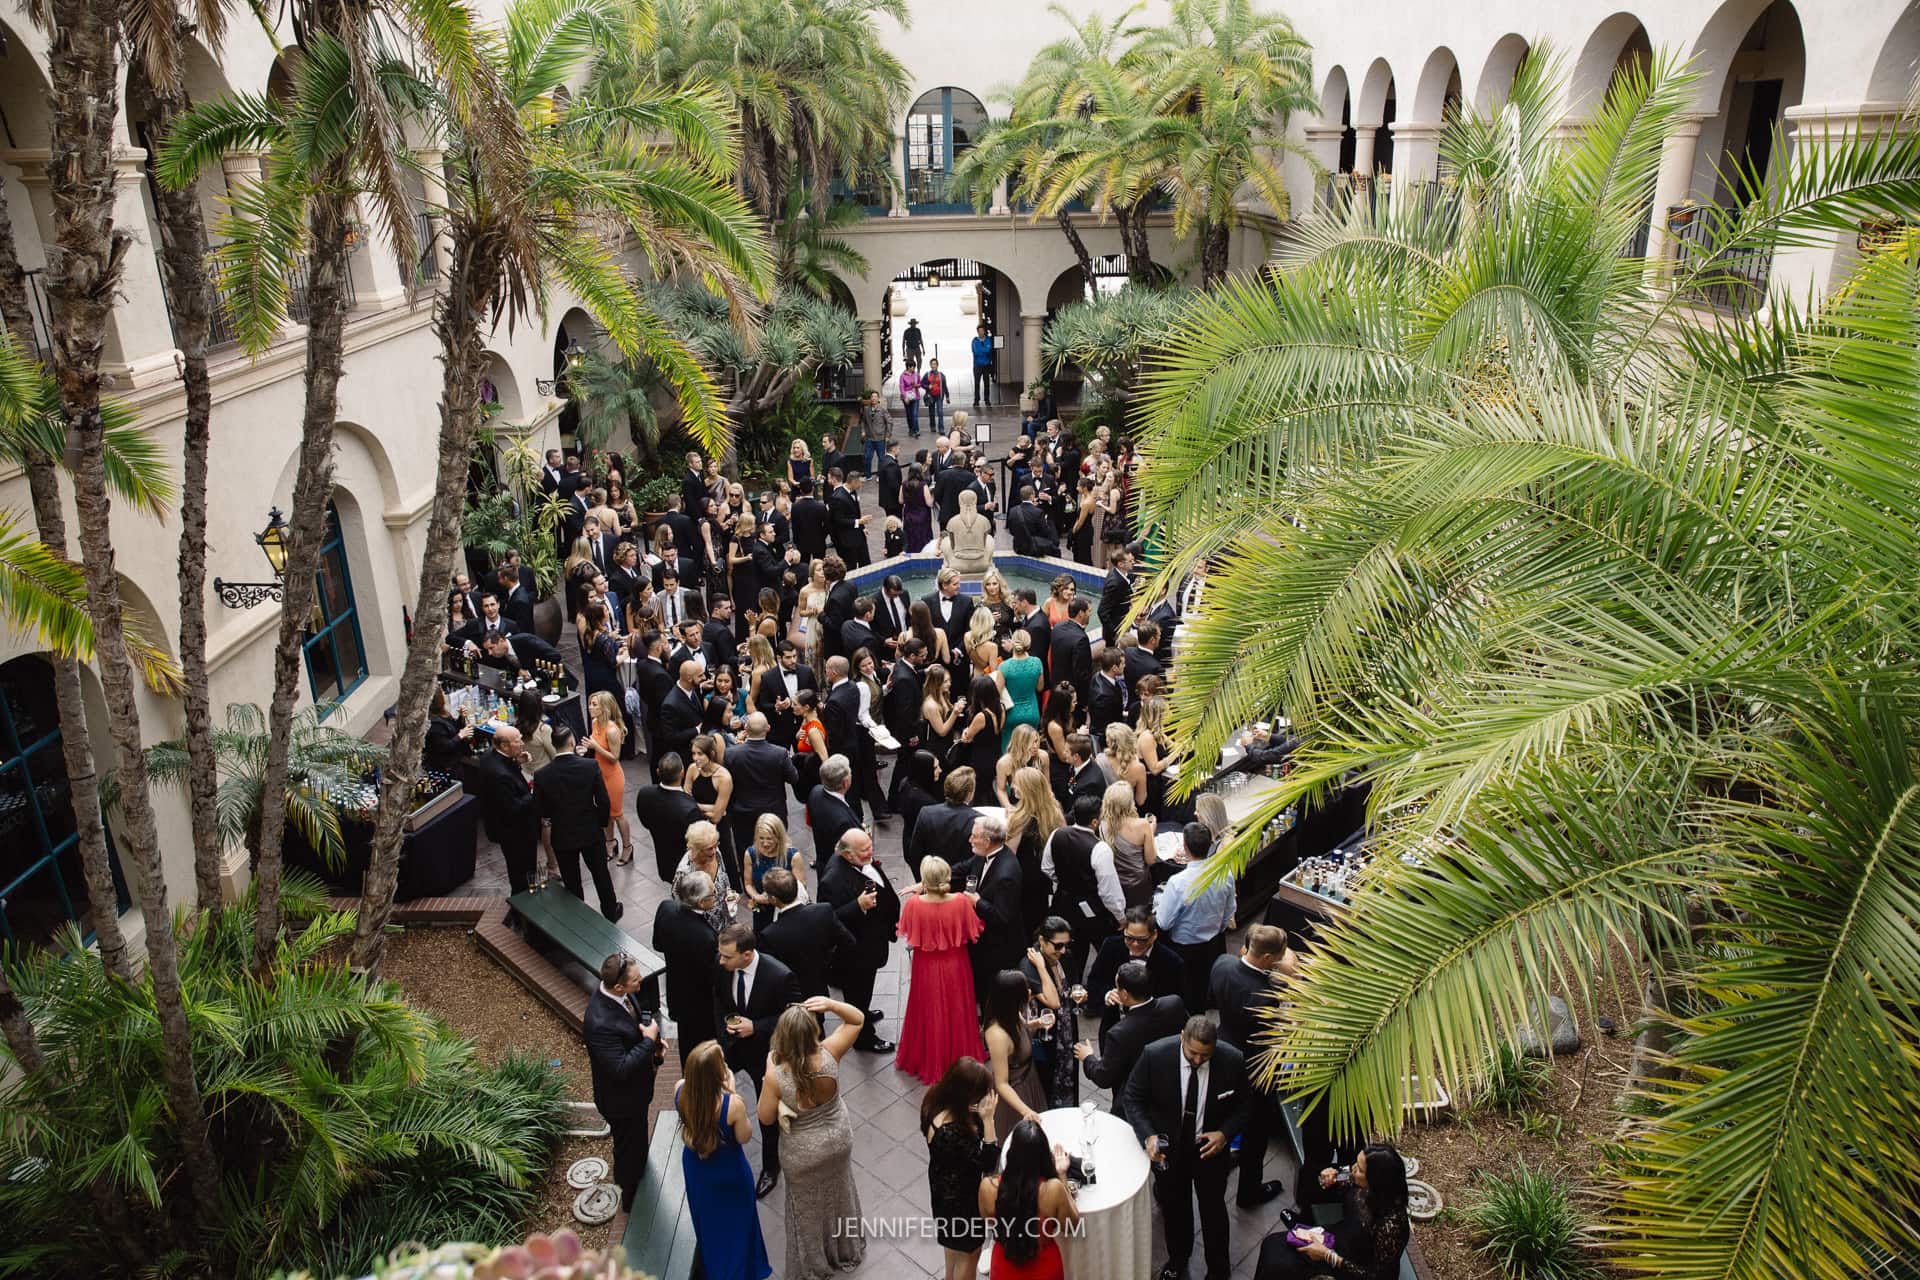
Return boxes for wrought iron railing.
[12,268,55,365]
[286,249,359,324]
[1666,204,1771,316]
[413,212,442,284]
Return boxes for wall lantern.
[214,507,289,609]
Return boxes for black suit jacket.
[1208,955,1285,1055]
[474,748,539,847]
[656,682,707,765]
[713,953,802,1080]
[754,662,816,747]
[806,785,861,856]
[1081,994,1188,1096]
[651,900,719,1044]
[584,987,663,1121]
[934,466,973,527]
[533,754,612,850]
[873,589,914,642]
[1050,620,1093,709]
[1008,502,1056,557]
[1099,569,1135,646]
[633,783,703,882]
[1069,758,1109,805]
[878,455,903,515]
[882,659,923,744]
[840,619,879,663]
[821,680,862,760]
[791,497,831,561]
[1018,609,1053,681]
[478,632,562,675]
[726,738,797,826]
[682,470,710,520]
[921,591,975,656]
[503,584,538,635]
[1089,671,1129,744]
[818,854,901,977]
[758,902,858,998]
[970,848,1025,977]
[1123,646,1164,704]
[658,510,700,572]
[1087,937,1188,1037]
[827,486,864,551]
[905,800,979,882]
[822,581,858,659]
[700,618,736,670]
[1123,1036,1252,1151]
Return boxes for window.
[302,503,368,711]
[0,656,128,948]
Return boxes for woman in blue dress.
[676,1041,772,1280]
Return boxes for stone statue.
[940,489,994,576]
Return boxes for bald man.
[657,657,707,768]
[474,724,541,893]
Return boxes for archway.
[1318,65,1358,205]
[1691,0,1806,211]
[1868,1,1920,103]
[904,87,989,213]
[1357,58,1398,179]
[1569,13,1653,119]
[880,257,1026,421]
[1406,48,1463,184]
[1475,34,1532,114]
[551,307,598,445]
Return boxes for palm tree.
[568,349,663,460]
[350,0,770,973]
[1134,49,1920,1280]
[158,0,518,974]
[624,0,911,219]
[775,182,870,298]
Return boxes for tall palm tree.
[623,0,910,219]
[158,0,519,973]
[775,182,869,298]
[1134,49,1920,1280]
[350,0,769,973]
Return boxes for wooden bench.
[506,885,665,985]
[622,1113,700,1280]
[1281,1099,1418,1280]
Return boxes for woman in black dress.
[919,664,961,767]
[1068,477,1097,565]
[895,748,943,854]
[1041,683,1078,805]
[700,497,730,603]
[1256,1144,1412,1280]
[577,601,630,744]
[957,674,1005,807]
[921,1056,1000,1278]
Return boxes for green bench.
[622,1112,700,1280]
[1281,1099,1418,1280]
[507,885,665,984]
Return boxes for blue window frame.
[905,87,988,214]
[0,656,128,949]
[302,503,368,712]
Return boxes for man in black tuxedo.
[934,448,975,526]
[1208,924,1295,1208]
[450,572,483,624]
[651,546,697,597]
[558,482,590,555]
[839,596,880,663]
[754,641,815,748]
[656,493,700,576]
[806,754,862,857]
[714,924,801,1197]
[585,951,667,1213]
[680,450,709,519]
[1124,622,1166,700]
[1012,588,1053,682]
[877,438,904,520]
[1075,959,1186,1117]
[962,813,1025,1008]
[1007,485,1056,556]
[882,640,928,807]
[1051,599,1094,711]
[700,599,737,667]
[820,556,858,661]
[757,868,856,1000]
[630,629,675,778]
[1087,906,1189,1042]
[474,724,542,893]
[1100,545,1136,647]
[1043,793,1119,981]
[1089,648,1132,743]
[581,515,619,576]
[1123,1017,1251,1280]
[1065,733,1108,806]
[533,724,619,919]
[872,575,914,649]
[724,713,797,849]
[497,565,538,635]
[816,827,899,1053]
[656,659,708,772]
[477,629,562,677]
[756,491,791,550]
[668,618,711,682]
[454,590,512,649]
[827,469,871,567]
[921,567,975,657]
[632,752,703,883]
[651,869,720,1051]
[539,448,570,497]
[906,767,980,884]
[790,481,831,562]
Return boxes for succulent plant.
[316,1230,657,1280]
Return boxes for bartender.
[477,628,563,676]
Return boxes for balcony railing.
[286,249,358,325]
[906,169,973,214]
[413,212,442,284]
[13,268,55,366]
[1666,204,1770,316]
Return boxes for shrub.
[1477,1042,1553,1114]
[0,878,569,1279]
[1463,1163,1597,1280]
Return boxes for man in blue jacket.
[971,323,995,407]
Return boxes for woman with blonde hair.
[744,632,777,712]
[1098,780,1159,909]
[586,691,634,864]
[760,998,868,1277]
[787,437,814,489]
[793,557,830,667]
[676,1041,771,1280]
[896,854,988,1084]
[965,606,1002,682]
[688,734,739,885]
[741,812,808,930]
[1135,694,1182,818]
[677,820,736,932]
[978,569,1014,636]
[1000,628,1044,746]
[994,723,1045,808]
[1007,766,1064,937]
[1100,721,1149,809]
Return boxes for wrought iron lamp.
[214,507,289,609]
[536,339,586,396]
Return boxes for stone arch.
[1569,12,1654,117]
[1689,1,1806,213]
[1411,47,1462,124]
[1474,34,1532,114]
[1356,57,1396,128]
[904,86,990,211]
[481,349,525,421]
[1689,0,1807,117]
[1868,1,1920,103]
[1321,65,1351,125]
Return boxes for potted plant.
[1667,199,1698,230]
[634,474,678,523]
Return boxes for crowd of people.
[448,431,1408,1280]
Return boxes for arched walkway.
[1568,13,1653,120]
[1356,58,1398,177]
[1474,34,1531,115]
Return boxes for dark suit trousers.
[835,963,880,1040]
[609,1110,650,1210]
[502,838,539,895]
[854,738,886,818]
[1156,1152,1234,1276]
[1172,935,1226,1015]
[1237,1085,1282,1202]
[555,842,620,919]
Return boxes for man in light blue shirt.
[1154,822,1237,1013]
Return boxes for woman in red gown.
[896,855,987,1085]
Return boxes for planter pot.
[533,594,564,645]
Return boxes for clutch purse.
[777,1097,798,1134]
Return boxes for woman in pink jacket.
[899,360,923,439]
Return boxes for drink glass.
[965,876,979,895]
[1151,1134,1170,1169]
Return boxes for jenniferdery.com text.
[831,1216,1089,1241]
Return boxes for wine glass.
[1078,1098,1098,1156]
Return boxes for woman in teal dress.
[676,1041,772,1280]
[1000,628,1045,747]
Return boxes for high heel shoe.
[609,837,632,867]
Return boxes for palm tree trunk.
[0,966,45,1074]
[0,175,134,983]
[43,0,220,1208]
[351,232,494,974]
[1054,209,1098,301]
[250,167,353,973]
[1118,203,1158,284]
[1201,221,1230,289]
[143,87,225,922]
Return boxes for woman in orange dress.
[586,691,633,865]
[896,855,987,1085]
[792,687,829,804]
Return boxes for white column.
[888,138,909,217]
[859,316,883,392]
[346,194,412,307]
[990,176,1011,217]
[1389,120,1443,187]
[1020,312,1046,409]
[1554,115,1589,150]
[1351,126,1377,179]
[1302,125,1344,211]
[1772,101,1910,300]
[218,149,263,197]
[414,146,452,278]
[1643,115,1707,277]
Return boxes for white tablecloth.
[1038,1107,1152,1280]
